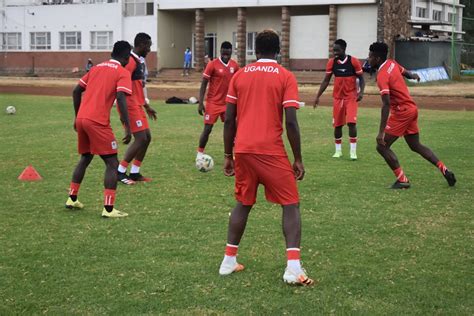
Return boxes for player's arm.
[223,102,236,176]
[285,107,304,180]
[116,91,132,144]
[357,74,365,102]
[314,73,332,108]
[377,94,391,146]
[402,70,420,82]
[142,87,157,121]
[198,78,209,116]
[72,84,85,131]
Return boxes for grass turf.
[0,94,472,314]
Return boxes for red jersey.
[77,59,132,126]
[376,59,417,111]
[124,52,146,108]
[225,59,299,156]
[203,57,239,106]
[326,55,363,99]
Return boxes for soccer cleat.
[350,150,357,160]
[65,197,84,209]
[391,180,411,189]
[129,173,152,182]
[443,170,456,187]
[332,151,343,158]
[101,208,128,218]
[283,267,316,286]
[118,172,135,185]
[219,262,245,276]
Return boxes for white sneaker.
[101,208,128,218]
[219,262,245,276]
[283,267,315,286]
[350,150,357,160]
[196,152,204,161]
[332,151,343,158]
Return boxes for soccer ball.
[196,154,214,172]
[188,96,198,104]
[5,106,16,115]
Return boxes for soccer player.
[313,39,365,160]
[196,41,239,161]
[220,30,314,286]
[367,42,456,189]
[117,33,157,184]
[65,41,133,218]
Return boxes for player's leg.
[332,99,344,158]
[346,98,359,160]
[348,123,358,160]
[101,154,127,218]
[404,134,456,186]
[118,130,149,184]
[333,125,343,157]
[66,153,93,209]
[197,123,214,159]
[376,133,410,188]
[129,129,152,182]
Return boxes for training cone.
[18,165,42,181]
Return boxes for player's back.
[228,59,299,156]
[377,59,416,110]
[78,59,130,125]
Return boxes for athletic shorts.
[385,107,419,137]
[234,153,299,206]
[128,105,149,133]
[76,118,117,156]
[204,105,226,125]
[333,98,358,127]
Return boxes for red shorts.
[128,106,149,133]
[385,107,419,137]
[204,104,226,125]
[333,98,358,127]
[76,118,118,155]
[234,153,299,205]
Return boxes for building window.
[416,7,427,18]
[247,32,257,56]
[30,32,51,50]
[433,10,442,21]
[448,12,456,23]
[0,32,22,50]
[124,0,154,16]
[60,32,81,50]
[90,31,113,50]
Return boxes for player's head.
[111,40,132,67]
[134,33,152,58]
[333,39,347,59]
[368,41,388,68]
[220,41,232,63]
[255,29,280,59]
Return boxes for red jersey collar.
[257,59,277,63]
[218,57,230,67]
[336,56,348,64]
[378,59,389,71]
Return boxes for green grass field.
[0,94,472,315]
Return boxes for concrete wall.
[290,15,329,59]
[337,4,377,59]
[157,10,193,69]
[395,41,461,70]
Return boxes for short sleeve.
[203,61,214,79]
[283,72,299,108]
[116,69,132,95]
[352,57,363,75]
[79,72,89,88]
[325,58,334,74]
[225,74,238,105]
[377,72,390,96]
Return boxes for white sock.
[130,164,140,174]
[118,164,127,173]
[335,141,342,152]
[350,142,357,151]
[287,259,302,273]
[222,255,237,266]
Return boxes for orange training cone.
[18,165,42,181]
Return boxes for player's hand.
[198,103,205,116]
[376,132,386,146]
[357,93,364,102]
[413,73,421,82]
[223,157,235,177]
[293,160,305,181]
[313,97,320,109]
[123,128,132,145]
[145,105,157,121]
